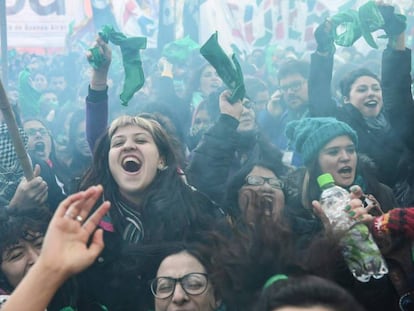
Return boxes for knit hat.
[285,117,358,165]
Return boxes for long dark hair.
[80,114,220,242]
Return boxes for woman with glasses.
[20,118,67,210]
[151,245,221,311]
[223,159,286,225]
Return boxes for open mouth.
[364,100,378,108]
[122,157,141,173]
[34,142,45,152]
[338,166,353,175]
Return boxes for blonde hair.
[108,115,162,139]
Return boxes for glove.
[314,20,335,54]
[377,5,407,38]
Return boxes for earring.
[157,163,168,171]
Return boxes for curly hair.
[0,207,51,291]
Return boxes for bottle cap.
[317,173,335,188]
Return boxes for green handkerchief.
[89,25,147,106]
[200,32,245,103]
[330,10,362,47]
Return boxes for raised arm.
[308,20,337,118]
[381,31,414,152]
[85,36,112,151]
[186,90,243,203]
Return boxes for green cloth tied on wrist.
[90,25,147,106]
[200,32,245,103]
[162,36,199,64]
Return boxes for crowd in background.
[1,2,414,311]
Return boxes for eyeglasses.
[25,128,48,137]
[279,80,305,93]
[245,175,284,189]
[151,273,208,299]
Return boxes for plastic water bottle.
[317,173,388,282]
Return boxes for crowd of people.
[1,2,414,311]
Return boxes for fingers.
[75,186,104,223]
[345,199,374,223]
[219,89,233,102]
[33,164,41,177]
[56,192,86,218]
[83,201,111,235]
[34,185,48,204]
[349,185,364,199]
[88,228,105,257]
[63,186,103,223]
[312,200,331,228]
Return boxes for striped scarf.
[116,199,144,243]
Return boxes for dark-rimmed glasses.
[151,273,208,299]
[279,80,305,93]
[246,176,283,189]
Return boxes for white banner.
[5,0,414,51]
[6,0,88,48]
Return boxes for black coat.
[309,48,414,188]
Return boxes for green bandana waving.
[88,25,147,106]
[200,32,245,103]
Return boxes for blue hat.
[285,117,358,165]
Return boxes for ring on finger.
[75,215,84,223]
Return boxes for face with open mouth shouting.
[199,65,222,97]
[108,125,165,204]
[318,135,357,188]
[24,120,52,162]
[345,76,383,118]
[238,165,285,223]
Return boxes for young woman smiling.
[76,35,222,311]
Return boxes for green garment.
[88,25,147,106]
[200,32,245,103]
[18,68,41,118]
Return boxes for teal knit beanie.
[285,117,358,165]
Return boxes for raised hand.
[1,185,110,311]
[87,36,112,90]
[9,164,48,209]
[38,185,110,279]
[219,89,243,120]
